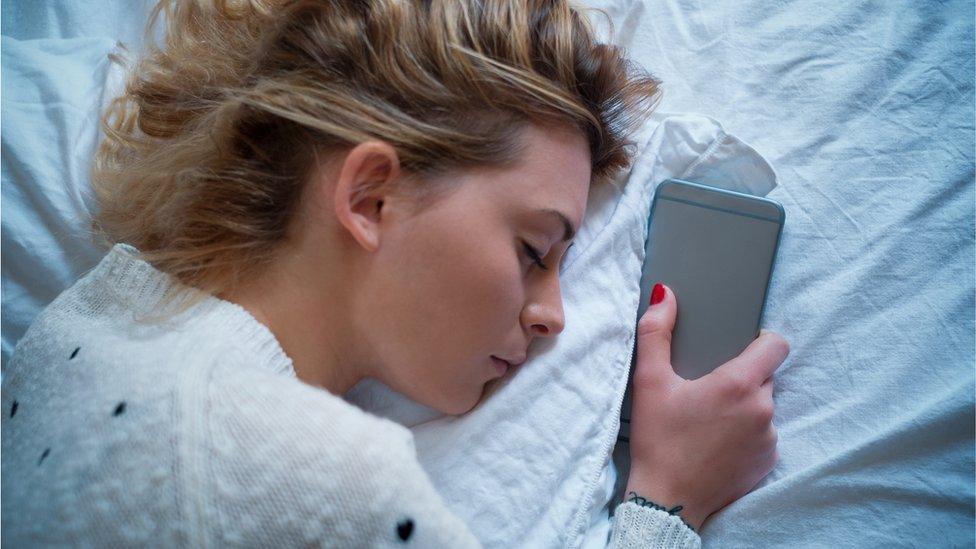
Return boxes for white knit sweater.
[1,243,701,548]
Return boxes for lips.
[490,356,510,376]
[491,355,526,367]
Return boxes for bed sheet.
[584,0,975,546]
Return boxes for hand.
[624,283,790,532]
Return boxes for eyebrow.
[536,208,577,243]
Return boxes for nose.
[522,270,566,338]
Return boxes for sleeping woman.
[1,0,789,546]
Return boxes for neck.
[218,250,365,396]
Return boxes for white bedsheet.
[584,0,976,546]
[2,1,973,548]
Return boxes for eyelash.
[522,241,549,271]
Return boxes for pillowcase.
[1,36,124,368]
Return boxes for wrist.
[622,483,706,533]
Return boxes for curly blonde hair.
[92,0,661,301]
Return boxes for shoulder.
[198,364,479,547]
[206,357,412,450]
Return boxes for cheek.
[367,220,524,411]
[384,225,518,332]
[446,233,524,331]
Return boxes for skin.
[221,123,589,415]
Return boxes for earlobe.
[332,142,401,253]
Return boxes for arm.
[202,364,483,547]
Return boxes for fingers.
[720,329,791,386]
[634,283,682,389]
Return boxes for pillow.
[1,36,124,369]
[343,110,777,548]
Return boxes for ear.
[332,141,401,252]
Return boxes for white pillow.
[1,36,123,368]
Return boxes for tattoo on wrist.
[625,491,698,533]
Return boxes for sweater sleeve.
[608,501,702,549]
[198,362,482,548]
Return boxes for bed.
[2,1,973,547]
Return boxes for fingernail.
[650,283,665,305]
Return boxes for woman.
[1,0,789,546]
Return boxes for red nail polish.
[650,283,665,305]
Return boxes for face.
[346,124,590,415]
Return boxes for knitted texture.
[1,243,700,548]
[609,502,702,549]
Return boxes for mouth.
[490,356,511,377]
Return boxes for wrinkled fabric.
[1,35,119,368]
[584,1,976,547]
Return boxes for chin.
[428,385,483,416]
[437,396,478,416]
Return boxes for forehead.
[477,124,590,225]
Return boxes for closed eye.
[523,241,549,271]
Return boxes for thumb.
[635,282,681,387]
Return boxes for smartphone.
[617,178,784,443]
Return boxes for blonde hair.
[92,0,662,308]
